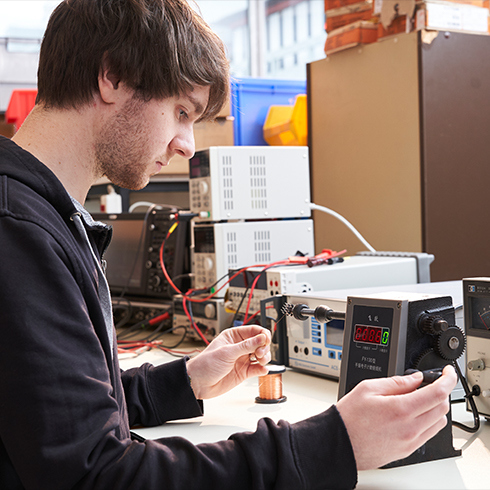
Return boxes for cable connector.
[169,210,210,221]
[282,303,346,322]
[169,210,200,221]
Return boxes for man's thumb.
[382,371,424,395]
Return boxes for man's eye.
[179,109,189,120]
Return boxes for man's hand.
[336,364,458,471]
[185,325,272,400]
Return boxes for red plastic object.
[5,89,38,130]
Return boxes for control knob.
[150,275,161,287]
[204,303,216,319]
[468,359,485,371]
[199,181,209,195]
[418,313,449,335]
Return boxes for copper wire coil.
[255,366,287,404]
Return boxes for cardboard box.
[443,0,489,7]
[159,116,234,175]
[375,0,416,28]
[415,0,490,34]
[325,20,379,54]
[325,0,370,9]
[325,1,376,31]
[378,14,413,37]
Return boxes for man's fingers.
[229,332,268,358]
[254,348,271,366]
[225,325,271,344]
[248,363,269,378]
[359,364,456,401]
[228,332,272,367]
[357,370,424,397]
[397,365,457,418]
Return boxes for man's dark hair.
[36,0,229,120]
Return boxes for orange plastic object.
[263,94,307,146]
[6,89,38,130]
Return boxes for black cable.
[187,261,296,303]
[185,299,209,339]
[117,324,188,353]
[116,308,171,340]
[229,262,300,327]
[142,320,173,342]
[184,260,302,305]
[185,268,242,299]
[112,297,133,328]
[229,266,274,327]
[159,339,190,355]
[230,284,250,328]
[117,320,149,340]
[155,325,189,350]
[161,325,187,349]
[451,360,481,433]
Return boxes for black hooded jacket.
[0,136,357,489]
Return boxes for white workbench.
[119,346,490,490]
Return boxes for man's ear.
[98,55,121,104]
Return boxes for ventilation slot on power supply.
[254,230,271,263]
[226,231,238,268]
[221,155,234,211]
[249,155,267,210]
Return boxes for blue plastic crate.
[231,77,306,146]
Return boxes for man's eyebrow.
[186,93,205,117]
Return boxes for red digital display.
[354,325,390,346]
[191,167,202,178]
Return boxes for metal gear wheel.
[412,348,447,372]
[436,326,465,361]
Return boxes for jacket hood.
[0,135,78,221]
[0,135,112,253]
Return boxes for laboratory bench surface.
[119,346,490,490]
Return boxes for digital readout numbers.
[354,325,390,346]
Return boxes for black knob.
[419,314,449,335]
[150,275,161,287]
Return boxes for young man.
[0,0,457,488]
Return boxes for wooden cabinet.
[307,30,490,282]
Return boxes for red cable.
[117,339,202,357]
[159,219,347,329]
[148,311,170,325]
[182,296,210,345]
[158,224,283,303]
[242,260,289,323]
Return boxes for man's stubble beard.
[94,97,152,191]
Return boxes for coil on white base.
[256,365,287,404]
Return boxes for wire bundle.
[159,220,348,346]
[116,201,374,355]
[256,365,287,404]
